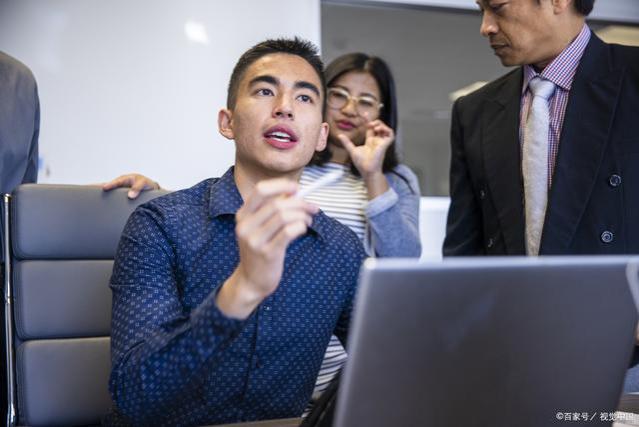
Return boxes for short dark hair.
[535,0,595,16]
[310,53,400,174]
[573,0,595,16]
[226,37,325,110]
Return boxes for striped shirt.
[299,162,369,399]
[300,162,368,240]
[520,24,591,188]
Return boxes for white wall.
[420,197,450,259]
[0,0,321,189]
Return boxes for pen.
[297,169,344,198]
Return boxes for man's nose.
[480,13,498,37]
[273,94,294,119]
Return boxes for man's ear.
[315,122,329,152]
[218,109,234,140]
[551,0,572,14]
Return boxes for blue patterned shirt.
[107,167,365,426]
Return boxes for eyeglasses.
[327,87,383,117]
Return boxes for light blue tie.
[523,77,556,256]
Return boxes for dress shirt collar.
[522,24,591,93]
[208,166,328,241]
[208,166,243,218]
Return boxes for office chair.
[2,184,167,426]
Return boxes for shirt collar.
[308,210,333,243]
[208,165,328,241]
[522,24,591,93]
[208,166,244,218]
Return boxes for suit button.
[600,231,614,244]
[487,237,495,248]
[608,174,622,187]
[479,189,487,200]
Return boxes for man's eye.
[298,94,313,103]
[256,88,274,96]
[490,2,506,12]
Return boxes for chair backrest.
[3,184,168,426]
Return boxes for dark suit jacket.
[443,34,639,256]
[0,50,39,195]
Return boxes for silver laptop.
[334,257,639,427]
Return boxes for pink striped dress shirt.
[520,24,591,188]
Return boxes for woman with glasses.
[301,53,421,399]
[302,53,420,258]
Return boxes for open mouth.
[266,131,295,143]
[264,126,299,149]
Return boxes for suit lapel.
[541,35,624,254]
[482,69,526,254]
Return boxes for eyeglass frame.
[326,87,384,116]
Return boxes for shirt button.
[608,174,622,188]
[600,231,614,244]
[479,189,487,200]
[487,237,495,248]
[264,306,271,311]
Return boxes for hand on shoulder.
[102,173,161,199]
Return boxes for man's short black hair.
[226,37,325,110]
[535,0,595,16]
[573,0,595,16]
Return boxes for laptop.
[334,257,639,427]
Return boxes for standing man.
[0,50,39,423]
[0,50,39,194]
[107,38,365,426]
[443,0,639,256]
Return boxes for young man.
[107,38,365,426]
[443,0,639,256]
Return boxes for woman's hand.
[337,119,393,199]
[336,119,394,179]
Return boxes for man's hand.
[102,173,161,199]
[216,179,318,319]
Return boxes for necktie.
[523,77,555,256]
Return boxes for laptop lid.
[335,257,639,427]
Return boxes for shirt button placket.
[252,355,261,369]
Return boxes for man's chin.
[267,158,309,177]
[496,53,523,67]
